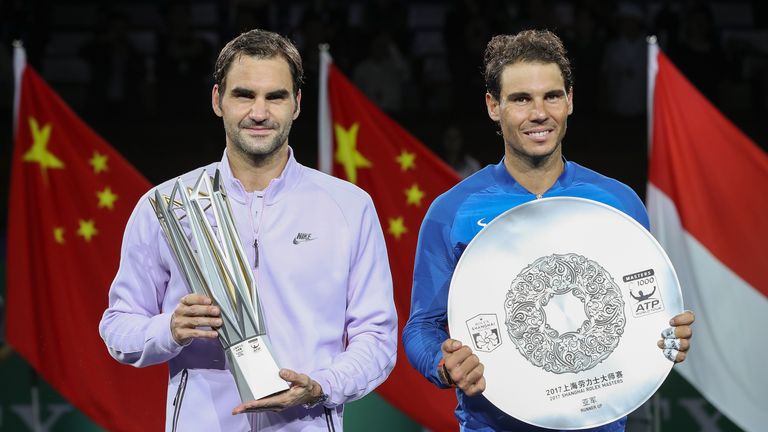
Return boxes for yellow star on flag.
[405,183,425,206]
[396,150,416,171]
[53,227,65,244]
[334,123,371,184]
[90,151,109,174]
[388,217,408,240]
[77,219,98,242]
[97,187,119,209]
[23,117,65,176]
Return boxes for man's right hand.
[171,294,222,345]
[440,338,486,396]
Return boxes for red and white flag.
[8,43,166,431]
[647,40,768,432]
[319,49,461,431]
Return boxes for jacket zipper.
[253,238,259,268]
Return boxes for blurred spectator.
[155,1,213,113]
[518,0,560,31]
[291,7,344,79]
[441,126,481,178]
[80,9,147,118]
[564,6,606,116]
[563,5,607,152]
[444,0,492,117]
[232,0,276,35]
[580,0,618,36]
[0,42,10,115]
[600,2,647,117]
[668,2,725,103]
[353,31,411,114]
[360,0,411,56]
[293,11,325,78]
[653,0,681,50]
[0,0,51,71]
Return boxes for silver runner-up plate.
[447,197,683,430]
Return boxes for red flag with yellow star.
[319,50,461,430]
[7,44,165,430]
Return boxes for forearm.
[100,308,183,367]
[403,316,451,388]
[310,328,397,406]
[99,197,184,367]
[308,197,398,406]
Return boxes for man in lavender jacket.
[99,29,397,431]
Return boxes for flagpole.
[646,35,659,156]
[318,44,333,174]
[647,37,671,432]
[12,40,26,139]
[12,40,43,432]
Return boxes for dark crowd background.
[1,0,767,219]
[0,0,765,430]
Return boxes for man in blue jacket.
[403,29,694,432]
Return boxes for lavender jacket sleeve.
[99,194,185,367]
[308,196,398,406]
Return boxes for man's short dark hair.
[213,29,304,97]
[483,29,573,101]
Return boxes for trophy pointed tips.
[170,179,184,201]
[189,170,214,198]
[149,189,171,215]
[213,169,227,197]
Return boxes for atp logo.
[247,337,262,353]
[623,269,665,317]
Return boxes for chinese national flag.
[647,43,768,431]
[7,45,165,430]
[319,51,461,430]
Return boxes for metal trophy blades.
[149,169,288,402]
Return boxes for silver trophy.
[149,169,288,402]
[448,197,683,429]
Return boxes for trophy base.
[225,335,289,402]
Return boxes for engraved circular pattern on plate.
[504,253,626,374]
[448,197,684,429]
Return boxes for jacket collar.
[492,155,575,195]
[219,146,303,205]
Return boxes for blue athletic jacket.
[403,159,648,431]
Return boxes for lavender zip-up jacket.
[99,149,397,431]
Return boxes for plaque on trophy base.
[150,169,289,402]
[225,335,288,401]
[448,197,683,430]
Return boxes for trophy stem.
[150,170,289,401]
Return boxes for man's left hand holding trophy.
[170,292,326,414]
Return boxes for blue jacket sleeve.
[402,200,457,389]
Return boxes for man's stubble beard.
[504,122,567,169]
[228,117,294,166]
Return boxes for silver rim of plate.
[447,197,683,430]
